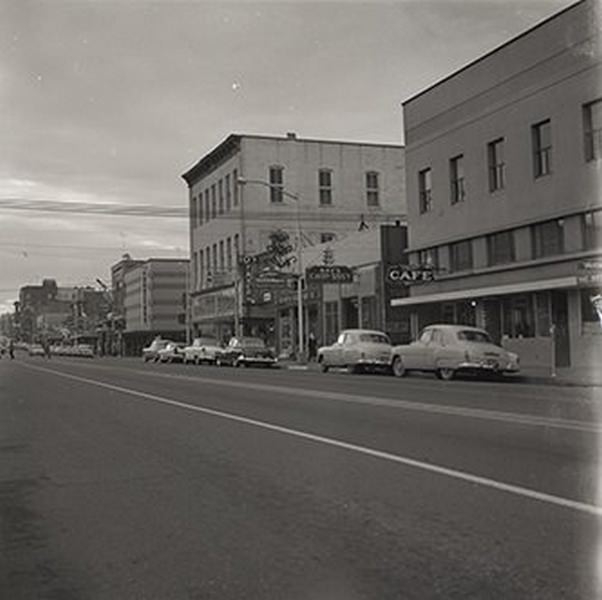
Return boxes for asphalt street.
[1,354,600,599]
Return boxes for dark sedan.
[215,337,277,368]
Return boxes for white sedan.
[317,329,393,374]
[156,342,186,363]
[391,324,520,380]
[183,337,222,365]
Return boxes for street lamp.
[236,177,305,360]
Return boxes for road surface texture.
[1,355,600,599]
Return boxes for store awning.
[390,276,577,307]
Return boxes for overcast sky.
[0,0,572,313]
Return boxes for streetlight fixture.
[236,177,305,360]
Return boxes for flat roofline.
[402,0,583,107]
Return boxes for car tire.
[391,356,406,378]
[437,367,456,381]
[318,356,329,373]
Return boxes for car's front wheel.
[318,356,329,373]
[391,355,406,377]
[437,367,456,381]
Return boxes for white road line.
[48,360,600,433]
[21,362,602,517]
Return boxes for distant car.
[73,344,94,358]
[183,337,222,365]
[142,339,172,362]
[157,342,186,363]
[317,329,393,374]
[390,324,520,380]
[216,337,277,368]
[28,344,45,357]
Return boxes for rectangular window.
[226,237,232,270]
[212,243,217,274]
[199,249,204,289]
[324,301,339,345]
[449,155,465,204]
[418,247,438,269]
[219,240,224,270]
[366,171,379,207]
[190,195,197,227]
[192,252,198,289]
[535,291,550,336]
[361,296,377,329]
[225,174,231,212]
[211,185,216,218]
[582,210,602,250]
[488,138,505,191]
[532,119,552,177]
[531,219,564,258]
[487,230,515,266]
[581,289,601,323]
[218,180,224,215]
[197,196,204,226]
[205,191,210,223]
[502,295,535,338]
[233,169,239,206]
[418,168,432,214]
[320,232,336,244]
[319,169,332,206]
[206,246,211,284]
[584,99,602,161]
[234,233,240,259]
[269,166,284,203]
[449,239,473,272]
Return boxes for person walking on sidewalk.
[8,339,15,360]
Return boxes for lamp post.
[237,177,305,361]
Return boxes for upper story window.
[234,233,240,259]
[225,174,231,212]
[584,99,602,162]
[233,169,239,206]
[418,168,432,214]
[219,240,224,270]
[486,230,515,266]
[211,185,217,218]
[319,169,333,206]
[488,138,505,192]
[418,247,439,269]
[449,239,473,272]
[190,195,197,226]
[365,171,379,207]
[204,191,210,223]
[582,210,602,250]
[218,180,224,215]
[226,237,232,270]
[320,232,336,244]
[197,195,203,226]
[531,219,564,258]
[269,166,284,203]
[449,155,465,205]
[532,119,552,178]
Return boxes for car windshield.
[358,333,390,344]
[456,330,492,343]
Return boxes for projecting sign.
[577,261,602,287]
[386,264,435,285]
[305,265,354,284]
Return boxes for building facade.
[120,258,189,355]
[393,0,601,375]
[182,133,406,344]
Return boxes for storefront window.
[581,289,601,323]
[361,296,377,329]
[324,301,339,344]
[502,295,535,338]
[535,292,551,336]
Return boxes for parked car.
[28,344,45,357]
[216,337,277,368]
[142,339,173,362]
[157,342,186,363]
[390,324,520,380]
[183,337,222,365]
[317,329,393,373]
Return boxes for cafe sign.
[386,264,435,285]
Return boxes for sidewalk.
[279,360,602,388]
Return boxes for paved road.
[1,355,600,599]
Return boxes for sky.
[0,0,573,314]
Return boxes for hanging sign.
[305,265,354,284]
[386,264,435,285]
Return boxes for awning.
[390,276,577,307]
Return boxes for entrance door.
[551,290,570,367]
[342,297,359,329]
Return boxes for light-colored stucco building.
[392,0,601,376]
[120,258,189,355]
[182,133,405,344]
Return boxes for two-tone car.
[317,329,393,374]
[157,342,186,363]
[183,337,222,365]
[215,337,277,368]
[142,339,173,362]
[390,324,520,380]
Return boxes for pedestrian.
[8,339,15,360]
[308,332,317,362]
[43,340,51,360]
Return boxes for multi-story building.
[120,258,189,355]
[392,0,601,375]
[182,132,405,344]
